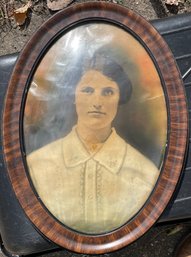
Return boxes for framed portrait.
[2,2,188,254]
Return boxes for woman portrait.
[24,23,167,234]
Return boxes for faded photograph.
[24,23,167,234]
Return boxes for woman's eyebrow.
[80,86,93,89]
[102,86,119,90]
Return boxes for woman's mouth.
[88,111,106,115]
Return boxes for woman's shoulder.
[26,137,66,182]
[26,129,76,171]
[125,144,157,167]
[27,137,63,161]
[121,142,159,186]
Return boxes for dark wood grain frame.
[2,2,188,254]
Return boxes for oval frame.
[2,2,188,254]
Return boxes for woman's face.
[75,70,120,130]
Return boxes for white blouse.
[27,128,159,234]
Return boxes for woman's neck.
[76,123,112,146]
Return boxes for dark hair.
[89,51,132,104]
[59,48,132,105]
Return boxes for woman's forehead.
[76,69,119,89]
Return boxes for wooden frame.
[2,2,188,254]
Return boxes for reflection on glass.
[24,23,167,234]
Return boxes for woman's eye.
[81,87,94,94]
[102,88,114,96]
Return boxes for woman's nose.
[93,93,102,110]
[93,104,102,110]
